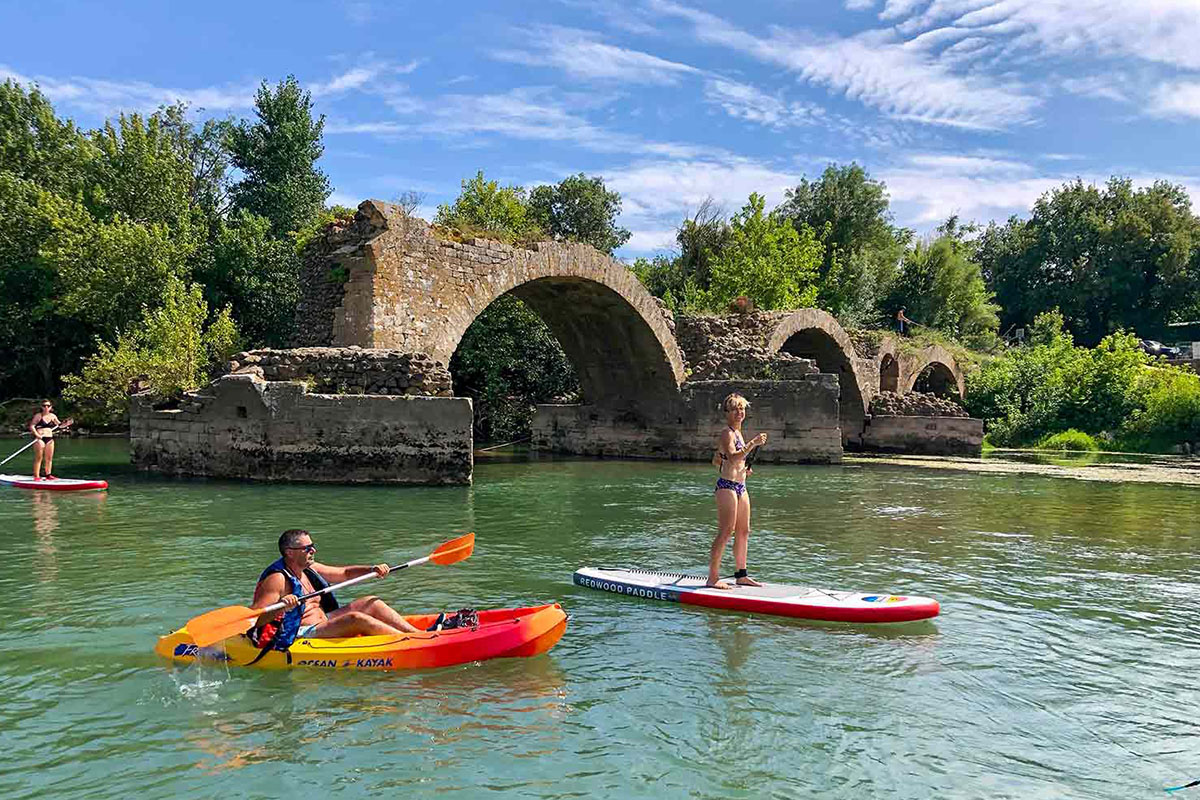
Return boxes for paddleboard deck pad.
[574,566,939,623]
[0,474,108,492]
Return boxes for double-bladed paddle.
[184,532,475,647]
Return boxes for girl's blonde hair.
[721,392,749,412]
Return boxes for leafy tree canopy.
[228,76,330,237]
[976,177,1200,346]
[528,173,630,254]
[434,171,540,241]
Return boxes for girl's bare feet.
[706,578,733,590]
[735,576,763,587]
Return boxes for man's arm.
[311,561,389,585]
[250,573,295,627]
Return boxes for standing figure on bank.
[28,400,71,481]
[708,392,767,589]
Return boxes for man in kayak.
[251,529,420,650]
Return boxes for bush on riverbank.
[965,310,1199,453]
[1036,429,1099,451]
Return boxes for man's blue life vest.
[256,559,339,651]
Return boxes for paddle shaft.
[255,555,429,618]
[0,425,64,467]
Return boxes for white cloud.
[0,63,255,114]
[704,78,826,128]
[310,60,421,97]
[624,227,679,253]
[493,26,700,85]
[650,2,1039,129]
[845,0,876,10]
[884,0,1200,72]
[1148,81,1200,120]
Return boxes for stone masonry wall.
[130,374,473,484]
[531,375,843,463]
[674,314,820,381]
[227,347,451,397]
[861,415,983,456]
[869,390,968,418]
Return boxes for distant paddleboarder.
[708,392,767,589]
[28,400,71,481]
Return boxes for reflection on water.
[2,441,1200,799]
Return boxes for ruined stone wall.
[673,314,819,381]
[130,374,472,484]
[531,375,842,463]
[860,415,983,456]
[227,348,451,397]
[869,390,968,418]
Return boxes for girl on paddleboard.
[28,400,71,481]
[707,392,766,589]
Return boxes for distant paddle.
[185,532,475,647]
[0,423,70,467]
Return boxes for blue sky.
[4,0,1200,256]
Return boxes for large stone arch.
[298,201,685,411]
[902,345,965,397]
[766,309,867,443]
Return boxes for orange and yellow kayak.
[155,603,567,670]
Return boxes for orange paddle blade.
[430,532,475,565]
[186,605,260,648]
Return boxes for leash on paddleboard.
[1167,778,1200,793]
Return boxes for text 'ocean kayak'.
[574,567,939,623]
[0,474,108,492]
[156,603,568,670]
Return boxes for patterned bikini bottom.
[715,477,746,497]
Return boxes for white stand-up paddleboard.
[0,474,108,492]
[574,567,939,623]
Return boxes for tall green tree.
[0,80,93,195]
[883,233,1000,346]
[778,163,909,321]
[527,173,630,254]
[706,193,823,310]
[89,111,196,231]
[228,76,330,237]
[976,177,1200,345]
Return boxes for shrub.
[1118,368,1200,452]
[1036,429,1099,451]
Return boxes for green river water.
[2,439,1199,799]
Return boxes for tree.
[527,173,630,254]
[434,171,539,240]
[705,193,823,310]
[778,163,909,321]
[0,80,94,196]
[196,210,301,347]
[976,177,1200,346]
[158,103,233,221]
[89,110,196,231]
[61,276,238,424]
[883,234,1000,345]
[228,76,330,237]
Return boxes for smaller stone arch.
[902,345,966,397]
[766,309,867,443]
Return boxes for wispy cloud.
[1148,81,1200,120]
[650,1,1039,129]
[0,63,255,114]
[493,26,700,85]
[704,78,827,128]
[882,0,1200,72]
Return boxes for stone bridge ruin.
[131,200,981,484]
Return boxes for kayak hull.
[0,474,108,491]
[574,567,939,623]
[155,603,568,670]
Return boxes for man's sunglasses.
[286,543,317,553]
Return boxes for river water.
[2,439,1199,799]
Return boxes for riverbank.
[847,449,1200,486]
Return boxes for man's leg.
[332,596,420,632]
[310,609,406,638]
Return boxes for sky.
[4,0,1200,257]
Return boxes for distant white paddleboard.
[574,566,939,623]
[0,474,108,492]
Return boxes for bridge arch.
[903,345,965,397]
[766,309,867,443]
[302,202,686,411]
